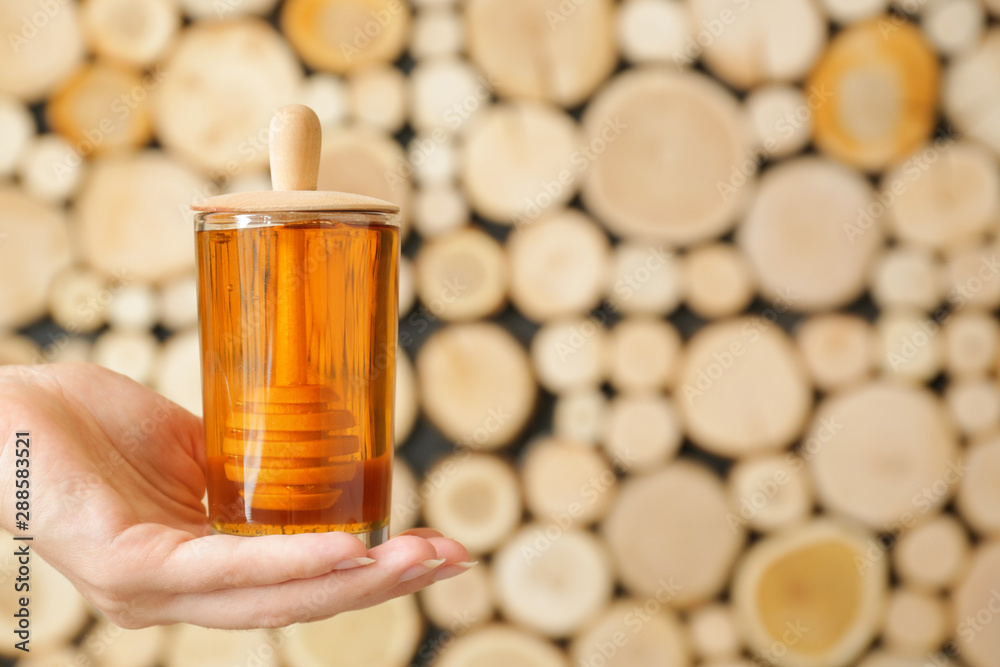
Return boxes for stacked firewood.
[1,0,999,666]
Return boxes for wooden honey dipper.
[223,105,359,512]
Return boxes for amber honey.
[195,212,398,539]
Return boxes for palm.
[0,363,471,629]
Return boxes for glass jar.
[194,210,399,544]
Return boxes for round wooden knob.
[269,104,321,192]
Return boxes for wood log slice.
[410,57,486,133]
[808,18,940,171]
[282,595,422,667]
[419,561,493,633]
[108,284,157,332]
[153,18,302,175]
[571,599,689,667]
[602,461,746,606]
[745,85,813,159]
[0,188,72,330]
[553,390,607,446]
[158,275,199,331]
[876,310,944,383]
[688,0,826,89]
[687,603,741,660]
[507,209,611,322]
[858,652,957,667]
[795,314,876,391]
[616,0,692,65]
[942,239,1000,310]
[81,0,180,66]
[882,588,950,655]
[347,64,407,132]
[415,227,507,321]
[48,337,92,365]
[0,337,41,365]
[676,317,812,458]
[944,311,1000,377]
[737,157,882,311]
[728,453,813,533]
[731,520,887,667]
[394,347,418,445]
[390,457,420,536]
[411,7,463,59]
[296,74,348,130]
[413,184,468,238]
[398,255,415,317]
[531,318,607,394]
[465,0,616,107]
[871,247,942,311]
[893,513,970,591]
[18,134,85,203]
[819,0,887,23]
[417,323,536,449]
[944,30,1000,158]
[0,0,84,101]
[461,101,580,225]
[435,625,568,667]
[956,434,1000,536]
[92,330,158,386]
[179,0,279,20]
[281,0,411,74]
[606,241,683,315]
[18,650,91,667]
[602,393,683,472]
[923,0,985,56]
[166,627,279,667]
[882,141,999,251]
[0,95,34,176]
[582,69,752,245]
[946,377,1000,436]
[422,453,522,555]
[805,382,958,530]
[522,436,617,525]
[47,267,108,334]
[153,328,202,416]
[681,243,756,319]
[77,152,206,284]
[493,527,614,637]
[952,541,1000,667]
[607,317,682,391]
[408,131,456,186]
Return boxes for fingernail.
[333,557,376,570]
[433,561,479,582]
[399,558,446,582]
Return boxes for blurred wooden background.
[1,0,1000,665]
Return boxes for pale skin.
[0,363,472,629]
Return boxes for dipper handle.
[269,105,321,192]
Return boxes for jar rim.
[194,210,401,230]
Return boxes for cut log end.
[733,520,887,667]
[422,453,522,554]
[508,209,610,322]
[417,323,536,449]
[415,227,507,322]
[493,527,613,637]
[809,18,939,171]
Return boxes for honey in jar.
[191,106,399,544]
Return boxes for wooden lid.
[190,104,400,216]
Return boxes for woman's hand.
[0,363,471,629]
